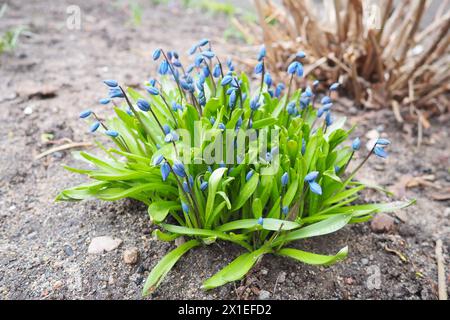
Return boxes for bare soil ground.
[0,0,448,300]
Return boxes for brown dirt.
[0,0,448,300]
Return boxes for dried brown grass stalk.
[255,0,450,117]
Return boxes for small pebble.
[371,213,395,233]
[258,290,270,300]
[123,247,139,264]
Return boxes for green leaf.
[152,229,180,242]
[148,201,181,223]
[322,185,365,206]
[277,246,348,266]
[205,168,228,225]
[142,240,200,296]
[202,246,272,290]
[272,214,352,246]
[252,117,277,129]
[231,172,259,211]
[216,218,301,232]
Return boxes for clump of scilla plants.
[57,40,413,296]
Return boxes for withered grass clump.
[255,0,449,121]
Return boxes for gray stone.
[88,236,122,254]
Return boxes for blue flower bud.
[313,80,320,87]
[198,38,209,47]
[308,181,322,195]
[189,175,194,187]
[218,162,226,168]
[304,171,319,182]
[158,60,169,75]
[282,206,289,215]
[264,73,272,87]
[148,78,157,87]
[182,181,189,193]
[218,123,226,131]
[255,62,264,74]
[257,217,264,226]
[201,50,215,59]
[300,97,309,109]
[325,112,333,126]
[79,109,92,118]
[246,170,254,181]
[374,146,388,158]
[287,62,299,75]
[330,82,340,91]
[202,66,210,78]
[248,118,253,129]
[109,87,124,98]
[90,121,100,133]
[376,138,391,146]
[146,86,160,96]
[163,124,171,135]
[210,116,216,125]
[105,130,119,138]
[317,107,325,118]
[229,91,237,108]
[199,181,208,192]
[153,154,164,166]
[226,58,234,71]
[297,51,306,59]
[188,44,198,55]
[137,99,150,112]
[221,75,233,86]
[304,86,313,97]
[257,45,266,61]
[152,48,161,61]
[334,165,340,173]
[99,98,111,105]
[352,137,361,151]
[173,59,182,68]
[172,160,186,178]
[275,83,285,98]
[281,172,289,187]
[265,152,273,162]
[250,97,260,111]
[181,202,189,214]
[164,132,179,143]
[236,117,243,129]
[321,96,332,105]
[194,55,204,67]
[296,63,304,77]
[323,103,333,111]
[160,162,170,181]
[212,64,221,78]
[103,79,118,87]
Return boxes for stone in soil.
[123,247,139,264]
[371,213,395,233]
[258,290,271,300]
[88,236,122,254]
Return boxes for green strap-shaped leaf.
[216,218,301,232]
[205,168,228,224]
[277,246,348,266]
[231,172,259,211]
[142,239,200,296]
[252,117,277,129]
[152,229,180,242]
[322,185,365,206]
[202,246,272,290]
[148,201,181,223]
[272,214,352,246]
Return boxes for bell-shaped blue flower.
[264,73,272,86]
[308,181,322,195]
[374,146,388,158]
[198,38,209,47]
[213,64,221,78]
[352,137,361,151]
[137,99,150,112]
[172,160,186,178]
[158,60,169,75]
[296,51,306,59]
[105,130,119,138]
[160,162,170,181]
[246,170,254,181]
[103,79,118,87]
[281,172,289,187]
[304,171,319,182]
[79,109,92,119]
[201,50,215,59]
[109,87,124,98]
[99,98,111,105]
[330,82,340,91]
[257,217,264,225]
[90,121,100,133]
[146,86,159,96]
[152,48,161,61]
[153,154,164,166]
[181,202,189,214]
[282,206,289,215]
[257,45,266,61]
[221,75,233,86]
[200,181,208,192]
[255,62,263,75]
[250,97,260,111]
[376,138,391,146]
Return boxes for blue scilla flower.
[330,83,340,91]
[218,162,226,168]
[201,50,215,59]
[152,48,161,61]
[321,96,332,105]
[202,66,210,78]
[163,124,171,135]
[304,86,313,97]
[212,64,221,78]
[146,86,159,96]
[248,118,253,129]
[376,138,391,146]
[160,162,170,181]
[194,55,204,68]
[221,75,233,86]
[181,202,189,214]
[313,80,320,87]
[148,78,157,87]
[99,98,111,105]
[281,172,289,187]
[158,60,169,75]
[287,102,297,115]
[250,97,260,111]
[264,73,272,87]
[325,112,333,126]
[323,103,333,111]
[200,181,208,191]
[105,130,119,138]
[172,160,186,178]
[308,181,322,195]
[182,181,189,193]
[282,206,289,215]
[297,51,306,59]
[304,171,319,182]
[246,170,255,181]
[180,80,192,92]
[126,108,133,116]
[172,102,181,112]
[153,154,164,166]
[241,93,247,102]
[137,99,150,112]
[90,121,100,133]
[334,165,340,173]
[172,59,182,68]
[165,131,179,143]
[226,58,234,71]
[198,38,209,47]
[257,217,264,226]
[287,61,303,77]
[218,123,226,131]
[236,117,243,129]
[352,137,361,151]
[374,146,388,158]
[226,87,235,95]
[109,87,124,98]
[275,83,284,98]
[103,79,118,87]
[210,116,216,125]
[186,64,195,74]
[255,62,264,75]
[231,78,241,89]
[188,175,194,187]
[188,44,198,55]
[257,45,266,61]
[229,91,237,108]
[265,152,273,162]
[79,109,92,118]
[317,107,326,118]
[300,97,310,109]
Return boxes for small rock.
[53,280,63,290]
[260,269,268,276]
[371,213,395,233]
[24,106,33,115]
[63,245,74,256]
[88,236,122,254]
[361,258,369,265]
[258,290,270,300]
[345,277,354,285]
[123,247,139,264]
[278,271,286,283]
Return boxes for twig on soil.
[35,142,93,160]
[384,245,408,263]
[435,239,448,300]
